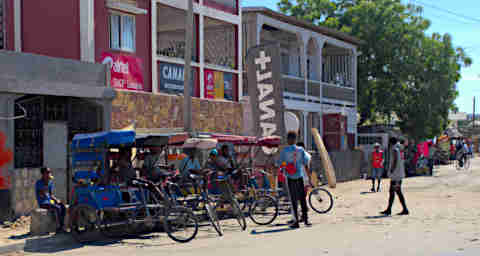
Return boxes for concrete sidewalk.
[0,232,79,255]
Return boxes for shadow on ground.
[365,215,391,219]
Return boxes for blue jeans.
[40,203,66,229]
[372,168,383,179]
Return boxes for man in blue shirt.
[277,131,312,228]
[35,167,66,232]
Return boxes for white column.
[237,19,243,99]
[151,0,158,94]
[14,0,21,52]
[80,0,95,62]
[303,111,308,147]
[199,12,205,98]
[353,48,359,147]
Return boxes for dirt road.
[22,158,480,256]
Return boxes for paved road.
[23,158,480,256]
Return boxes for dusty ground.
[5,158,480,255]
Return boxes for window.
[110,13,135,52]
[204,17,236,69]
[157,4,198,61]
[0,0,4,49]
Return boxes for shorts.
[372,168,384,179]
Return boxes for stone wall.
[9,168,67,218]
[112,91,244,134]
[311,150,363,183]
[10,168,41,217]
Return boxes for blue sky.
[241,0,480,114]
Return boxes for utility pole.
[183,0,194,133]
[473,96,476,129]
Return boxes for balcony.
[203,0,238,15]
[0,0,4,50]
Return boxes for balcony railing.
[203,0,238,14]
[281,54,302,78]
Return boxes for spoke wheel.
[249,195,278,225]
[230,198,247,231]
[308,188,334,214]
[205,201,222,236]
[465,157,471,170]
[164,206,199,243]
[70,204,99,243]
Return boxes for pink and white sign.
[204,69,215,99]
[101,52,145,91]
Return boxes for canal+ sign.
[247,44,286,154]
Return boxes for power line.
[411,0,480,24]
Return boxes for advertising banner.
[224,73,233,100]
[246,43,286,154]
[101,52,144,91]
[204,69,215,99]
[214,71,224,99]
[158,62,195,95]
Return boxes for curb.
[0,234,78,255]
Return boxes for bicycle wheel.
[308,188,334,214]
[249,195,278,226]
[205,200,223,236]
[163,206,199,243]
[465,156,471,170]
[230,198,247,231]
[69,204,99,243]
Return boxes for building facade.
[1,0,243,127]
[0,0,243,218]
[242,7,360,151]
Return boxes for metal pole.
[184,0,194,133]
[473,96,476,129]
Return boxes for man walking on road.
[278,131,312,228]
[380,137,409,216]
[371,143,384,192]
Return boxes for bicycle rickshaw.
[220,135,334,226]
[69,130,199,243]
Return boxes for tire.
[249,195,278,226]
[205,201,222,236]
[230,198,247,231]
[465,157,471,170]
[163,206,199,243]
[69,204,99,243]
[308,188,334,214]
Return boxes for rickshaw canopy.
[71,130,136,150]
[182,138,218,149]
[135,132,189,147]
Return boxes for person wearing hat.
[371,143,384,192]
[35,167,66,233]
[380,137,409,216]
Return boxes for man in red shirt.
[371,143,384,192]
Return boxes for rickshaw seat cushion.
[73,171,99,184]
[73,185,123,208]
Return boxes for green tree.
[278,0,472,140]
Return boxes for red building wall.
[94,0,152,92]
[5,0,15,51]
[21,0,80,60]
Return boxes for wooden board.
[311,128,337,188]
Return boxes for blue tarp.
[71,130,136,149]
